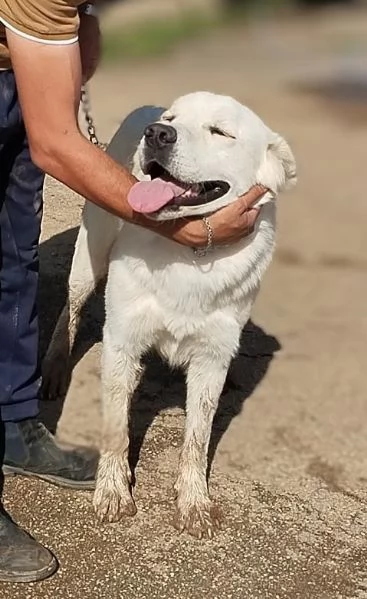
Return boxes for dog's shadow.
[39,227,281,477]
[130,322,281,479]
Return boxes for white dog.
[44,92,296,539]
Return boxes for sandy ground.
[1,7,367,599]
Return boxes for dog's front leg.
[174,353,231,539]
[93,332,142,523]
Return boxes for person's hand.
[79,13,101,83]
[157,185,267,248]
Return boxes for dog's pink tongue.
[128,179,185,214]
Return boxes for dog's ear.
[257,134,297,193]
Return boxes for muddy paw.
[173,502,222,539]
[93,486,137,523]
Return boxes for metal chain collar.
[80,85,107,150]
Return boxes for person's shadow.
[39,227,281,479]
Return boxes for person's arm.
[7,30,263,248]
[7,31,141,219]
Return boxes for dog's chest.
[108,213,275,326]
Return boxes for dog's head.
[129,92,297,220]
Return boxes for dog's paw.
[93,485,137,523]
[173,501,222,540]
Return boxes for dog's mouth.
[127,160,230,215]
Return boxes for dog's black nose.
[144,123,177,149]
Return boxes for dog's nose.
[144,123,177,149]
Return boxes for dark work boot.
[0,508,57,582]
[2,419,98,490]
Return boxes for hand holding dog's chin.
[210,184,267,244]
[145,185,267,248]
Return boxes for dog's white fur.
[44,92,296,538]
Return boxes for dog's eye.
[209,126,235,139]
[162,115,175,123]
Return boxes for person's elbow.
[28,130,77,177]
[29,137,63,176]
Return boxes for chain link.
[80,85,107,151]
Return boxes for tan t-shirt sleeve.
[0,0,80,44]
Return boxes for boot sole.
[0,556,58,583]
[3,466,95,490]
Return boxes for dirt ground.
[1,7,367,599]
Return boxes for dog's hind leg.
[174,320,241,539]
[42,203,120,400]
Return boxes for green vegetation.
[102,0,345,64]
[102,10,244,64]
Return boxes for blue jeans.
[0,70,44,422]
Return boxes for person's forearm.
[32,128,204,244]
[32,129,140,223]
